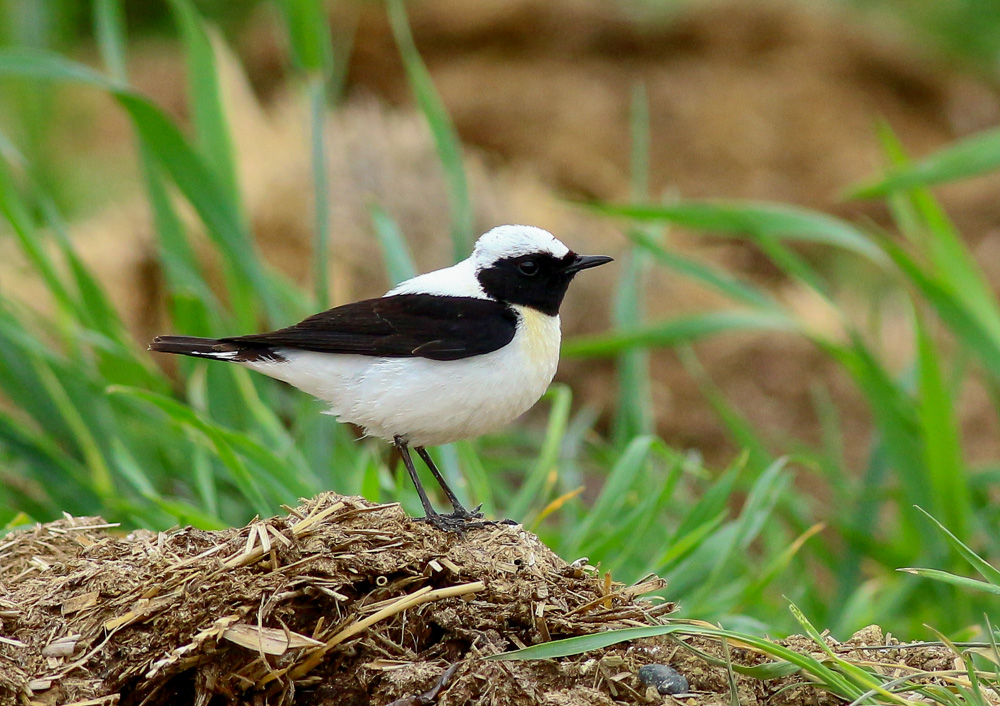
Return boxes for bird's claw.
[419,509,518,534]
[448,503,484,521]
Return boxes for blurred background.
[2,0,1000,639]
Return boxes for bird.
[150,224,612,531]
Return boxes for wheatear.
[151,225,612,530]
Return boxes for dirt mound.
[0,494,673,705]
[0,495,957,705]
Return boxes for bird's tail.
[149,335,282,363]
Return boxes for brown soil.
[0,494,955,706]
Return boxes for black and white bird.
[150,225,612,530]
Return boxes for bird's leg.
[415,446,484,520]
[395,436,471,533]
[394,436,441,521]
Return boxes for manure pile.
[0,494,952,705]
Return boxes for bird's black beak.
[564,253,614,274]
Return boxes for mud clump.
[0,494,958,705]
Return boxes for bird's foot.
[446,503,485,521]
[419,508,519,534]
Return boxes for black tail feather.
[149,335,283,363]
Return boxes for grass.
[0,4,999,695]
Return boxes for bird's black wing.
[223,294,518,362]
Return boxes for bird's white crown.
[470,225,570,270]
[388,224,572,299]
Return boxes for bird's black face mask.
[477,252,612,316]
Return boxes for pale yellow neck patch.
[512,305,562,370]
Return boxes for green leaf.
[93,0,128,84]
[31,357,114,499]
[113,91,279,326]
[568,435,660,553]
[880,235,1000,381]
[507,384,572,522]
[626,229,779,311]
[169,0,242,205]
[108,386,272,517]
[370,203,418,285]
[914,314,969,539]
[564,310,800,358]
[308,75,332,310]
[278,0,335,76]
[914,506,1000,586]
[897,567,1000,595]
[851,125,1000,198]
[486,624,694,661]
[387,0,473,260]
[0,48,290,327]
[612,84,655,443]
[588,200,888,265]
[0,47,113,88]
[878,126,1000,339]
[489,621,867,700]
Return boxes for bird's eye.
[518,260,539,276]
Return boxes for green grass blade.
[169,0,242,205]
[386,0,473,260]
[93,0,127,84]
[0,49,290,328]
[564,310,801,358]
[453,441,494,517]
[0,149,80,321]
[308,75,332,309]
[850,125,1000,198]
[588,200,888,265]
[913,506,1000,586]
[278,0,335,76]
[507,384,572,522]
[627,230,779,311]
[277,0,336,308]
[489,621,869,699]
[567,435,659,554]
[0,47,113,88]
[0,411,95,508]
[788,603,889,697]
[914,313,969,539]
[678,347,775,473]
[878,125,1000,337]
[30,357,114,500]
[897,567,1000,595]
[880,235,1000,380]
[140,149,223,333]
[692,459,790,602]
[108,386,272,517]
[611,82,656,444]
[113,91,279,327]
[370,203,418,285]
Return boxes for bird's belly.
[244,313,560,447]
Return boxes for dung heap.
[0,494,954,705]
[0,494,677,705]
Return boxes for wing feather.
[223,294,517,361]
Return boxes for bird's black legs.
[393,436,493,532]
[393,436,440,522]
[415,446,483,520]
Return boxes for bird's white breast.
[242,307,562,447]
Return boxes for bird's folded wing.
[224,294,518,361]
